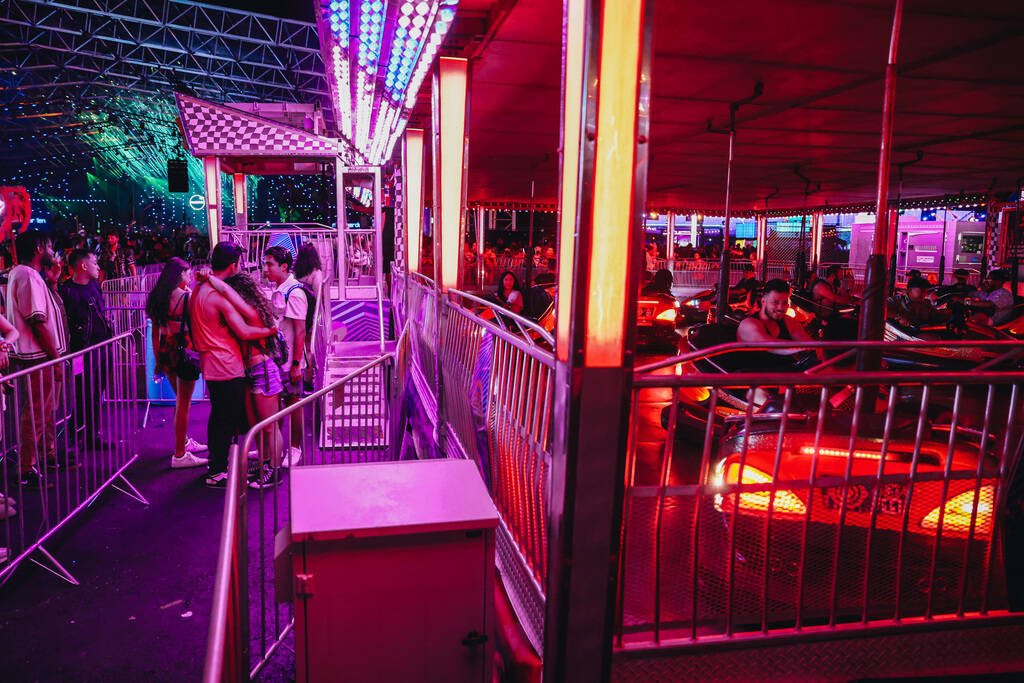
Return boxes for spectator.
[190,243,276,487]
[201,271,284,490]
[7,230,69,487]
[495,270,524,315]
[61,249,114,448]
[294,243,324,297]
[264,245,308,468]
[146,257,208,468]
[98,229,136,281]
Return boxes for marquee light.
[317,0,459,165]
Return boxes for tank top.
[749,312,793,341]
[189,283,244,381]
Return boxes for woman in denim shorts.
[198,271,283,490]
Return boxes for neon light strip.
[556,0,586,362]
[404,128,424,272]
[584,0,643,366]
[436,56,467,290]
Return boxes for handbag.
[174,293,201,382]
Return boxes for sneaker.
[172,452,209,469]
[20,468,42,488]
[185,437,208,453]
[204,471,228,488]
[246,459,262,479]
[248,465,281,490]
[0,547,8,564]
[282,446,302,468]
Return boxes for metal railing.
[101,272,161,337]
[0,331,145,584]
[306,281,331,392]
[616,338,1023,651]
[203,329,409,682]
[423,286,554,654]
[221,224,337,285]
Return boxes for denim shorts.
[248,358,283,397]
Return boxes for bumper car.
[695,408,1004,629]
[637,292,684,351]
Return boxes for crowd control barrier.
[0,331,144,584]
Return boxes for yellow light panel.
[556,0,586,362]
[404,129,425,273]
[437,57,468,291]
[232,173,247,225]
[584,0,644,366]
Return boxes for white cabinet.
[285,459,499,683]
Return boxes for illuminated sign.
[188,194,205,211]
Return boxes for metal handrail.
[448,287,556,348]
[203,324,409,682]
[636,338,1024,375]
[225,223,334,232]
[376,280,386,355]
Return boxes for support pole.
[858,0,904,363]
[887,151,924,295]
[666,212,675,265]
[548,0,652,679]
[202,156,222,245]
[476,206,485,288]
[232,173,247,229]
[525,178,536,288]
[1014,178,1023,296]
[712,82,763,322]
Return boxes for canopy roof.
[447,0,1024,211]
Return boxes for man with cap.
[892,276,949,327]
[940,268,978,299]
[974,269,1015,325]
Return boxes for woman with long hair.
[495,269,524,315]
[199,270,283,490]
[145,257,207,468]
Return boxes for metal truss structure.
[0,0,334,173]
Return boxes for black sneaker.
[20,468,42,488]
[204,471,228,488]
[246,460,262,480]
[248,465,281,490]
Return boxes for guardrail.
[203,328,409,682]
[0,331,145,585]
[618,338,1024,652]
[221,225,337,286]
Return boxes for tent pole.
[858,0,904,363]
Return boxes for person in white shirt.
[974,269,1015,325]
[264,246,308,467]
[6,230,69,487]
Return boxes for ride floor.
[0,403,295,682]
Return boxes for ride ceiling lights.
[317,0,458,165]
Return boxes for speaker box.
[167,159,189,193]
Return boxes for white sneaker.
[0,547,8,564]
[185,437,209,453]
[0,494,15,520]
[171,452,209,469]
[283,446,302,468]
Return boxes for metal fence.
[0,331,144,584]
[203,333,409,682]
[617,339,1023,650]
[101,272,161,337]
[221,224,337,285]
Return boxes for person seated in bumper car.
[971,269,1014,326]
[891,276,950,328]
[729,263,761,308]
[738,278,821,368]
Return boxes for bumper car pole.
[858,0,905,374]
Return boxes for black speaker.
[167,159,189,193]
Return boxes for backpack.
[284,282,317,334]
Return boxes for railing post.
[548,0,652,680]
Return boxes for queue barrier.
[0,331,145,585]
[203,328,409,682]
[617,339,1024,660]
